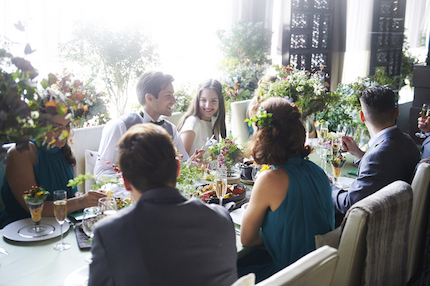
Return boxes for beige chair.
[230,100,252,144]
[407,163,430,283]
[330,208,368,286]
[255,246,339,286]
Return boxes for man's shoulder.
[95,206,135,234]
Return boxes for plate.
[2,217,70,242]
[199,184,247,205]
[64,265,89,286]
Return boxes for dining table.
[0,151,358,286]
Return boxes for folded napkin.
[348,168,358,176]
[75,223,92,250]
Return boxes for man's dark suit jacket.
[422,135,430,159]
[332,126,420,218]
[88,187,238,286]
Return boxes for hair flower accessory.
[245,106,273,128]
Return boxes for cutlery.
[0,247,9,255]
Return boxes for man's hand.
[341,136,365,160]
[418,114,430,133]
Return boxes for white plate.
[64,265,89,286]
[2,217,70,242]
[230,208,245,226]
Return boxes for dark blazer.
[422,135,430,159]
[332,127,420,216]
[88,187,238,286]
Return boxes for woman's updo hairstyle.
[248,97,310,166]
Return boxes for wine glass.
[82,206,100,263]
[19,190,54,238]
[320,122,329,142]
[215,166,227,206]
[416,103,429,138]
[98,197,118,219]
[53,190,71,251]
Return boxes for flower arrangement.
[257,65,330,119]
[67,162,123,191]
[172,84,195,113]
[40,73,110,128]
[208,136,243,169]
[23,186,50,200]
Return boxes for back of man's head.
[117,124,177,192]
[360,85,397,126]
[136,71,174,106]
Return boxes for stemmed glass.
[330,154,347,188]
[82,206,100,263]
[53,190,71,251]
[416,103,429,138]
[19,187,54,238]
[320,122,329,142]
[215,166,227,206]
[98,197,118,219]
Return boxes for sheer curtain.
[405,0,430,62]
[341,0,375,84]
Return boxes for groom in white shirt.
[94,71,189,190]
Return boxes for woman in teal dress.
[0,105,105,229]
[238,97,334,282]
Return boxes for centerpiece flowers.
[257,65,330,119]
[208,136,243,181]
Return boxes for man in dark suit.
[88,124,238,286]
[418,113,430,159]
[332,86,420,225]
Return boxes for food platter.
[197,183,247,205]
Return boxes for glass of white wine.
[416,103,429,139]
[215,166,227,206]
[53,190,71,251]
[320,122,329,142]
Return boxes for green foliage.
[67,173,120,191]
[259,65,330,119]
[245,106,273,128]
[60,22,160,116]
[208,135,243,168]
[0,45,53,161]
[217,20,271,66]
[172,84,195,113]
[217,20,271,107]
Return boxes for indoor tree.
[61,22,160,117]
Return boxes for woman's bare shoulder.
[7,142,37,164]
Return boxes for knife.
[0,247,9,255]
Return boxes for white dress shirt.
[94,108,188,188]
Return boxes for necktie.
[150,120,165,126]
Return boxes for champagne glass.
[53,190,71,251]
[320,122,329,142]
[215,166,227,206]
[416,103,429,138]
[82,206,100,263]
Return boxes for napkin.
[75,223,92,250]
[348,168,358,176]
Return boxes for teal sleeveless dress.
[0,140,76,228]
[237,157,334,282]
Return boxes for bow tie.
[150,120,165,126]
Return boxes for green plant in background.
[172,83,195,113]
[258,65,330,119]
[217,20,271,105]
[61,22,160,117]
[401,38,419,88]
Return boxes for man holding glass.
[332,86,420,226]
[88,124,237,286]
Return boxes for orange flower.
[45,100,57,109]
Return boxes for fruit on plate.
[199,184,245,203]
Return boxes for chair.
[231,100,252,144]
[71,125,104,193]
[255,245,339,286]
[330,180,413,286]
[407,163,430,283]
